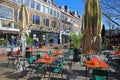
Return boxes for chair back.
[47,50,54,55]
[36,50,40,54]
[35,54,41,59]
[68,49,74,55]
[16,49,21,55]
[92,69,108,80]
[7,51,13,57]
[28,57,35,64]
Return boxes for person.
[39,42,42,48]
[10,36,15,51]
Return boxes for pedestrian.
[10,36,15,51]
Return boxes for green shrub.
[0,38,4,45]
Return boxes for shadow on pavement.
[27,76,41,80]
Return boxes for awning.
[0,30,19,34]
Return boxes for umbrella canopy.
[19,4,29,37]
[91,0,102,52]
[19,4,29,52]
[82,0,102,54]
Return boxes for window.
[48,0,51,4]
[32,15,35,24]
[52,21,57,28]
[36,15,40,25]
[0,4,14,20]
[54,10,56,17]
[41,5,45,12]
[57,12,59,18]
[36,2,40,10]
[17,0,22,4]
[65,16,68,20]
[24,0,29,6]
[17,10,20,22]
[9,0,16,2]
[62,24,65,31]
[45,7,49,14]
[50,9,53,15]
[32,14,40,25]
[61,15,64,20]
[30,0,35,8]
[43,18,49,27]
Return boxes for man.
[10,36,15,51]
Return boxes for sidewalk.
[0,46,120,80]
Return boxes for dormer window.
[48,0,51,4]
[61,6,64,12]
[75,11,78,17]
[67,9,70,14]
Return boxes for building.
[59,5,81,44]
[0,0,81,46]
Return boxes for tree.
[100,0,120,29]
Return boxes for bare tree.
[100,0,120,29]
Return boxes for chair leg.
[60,71,63,79]
[29,69,33,77]
[7,60,10,67]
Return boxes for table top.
[53,50,63,55]
[35,56,56,64]
[85,60,110,68]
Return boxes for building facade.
[60,6,81,44]
[0,0,81,46]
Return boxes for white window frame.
[0,4,14,21]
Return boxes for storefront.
[31,30,59,46]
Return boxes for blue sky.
[54,0,84,16]
[54,0,109,29]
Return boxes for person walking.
[10,36,15,51]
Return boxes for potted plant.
[27,36,33,47]
[70,33,83,62]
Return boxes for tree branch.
[103,13,120,26]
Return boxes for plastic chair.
[48,61,64,79]
[35,54,41,60]
[27,56,45,77]
[47,50,54,56]
[92,69,108,80]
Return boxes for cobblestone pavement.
[0,46,120,80]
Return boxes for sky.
[54,0,85,16]
[54,0,110,29]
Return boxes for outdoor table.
[35,56,57,78]
[35,56,56,64]
[85,60,110,78]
